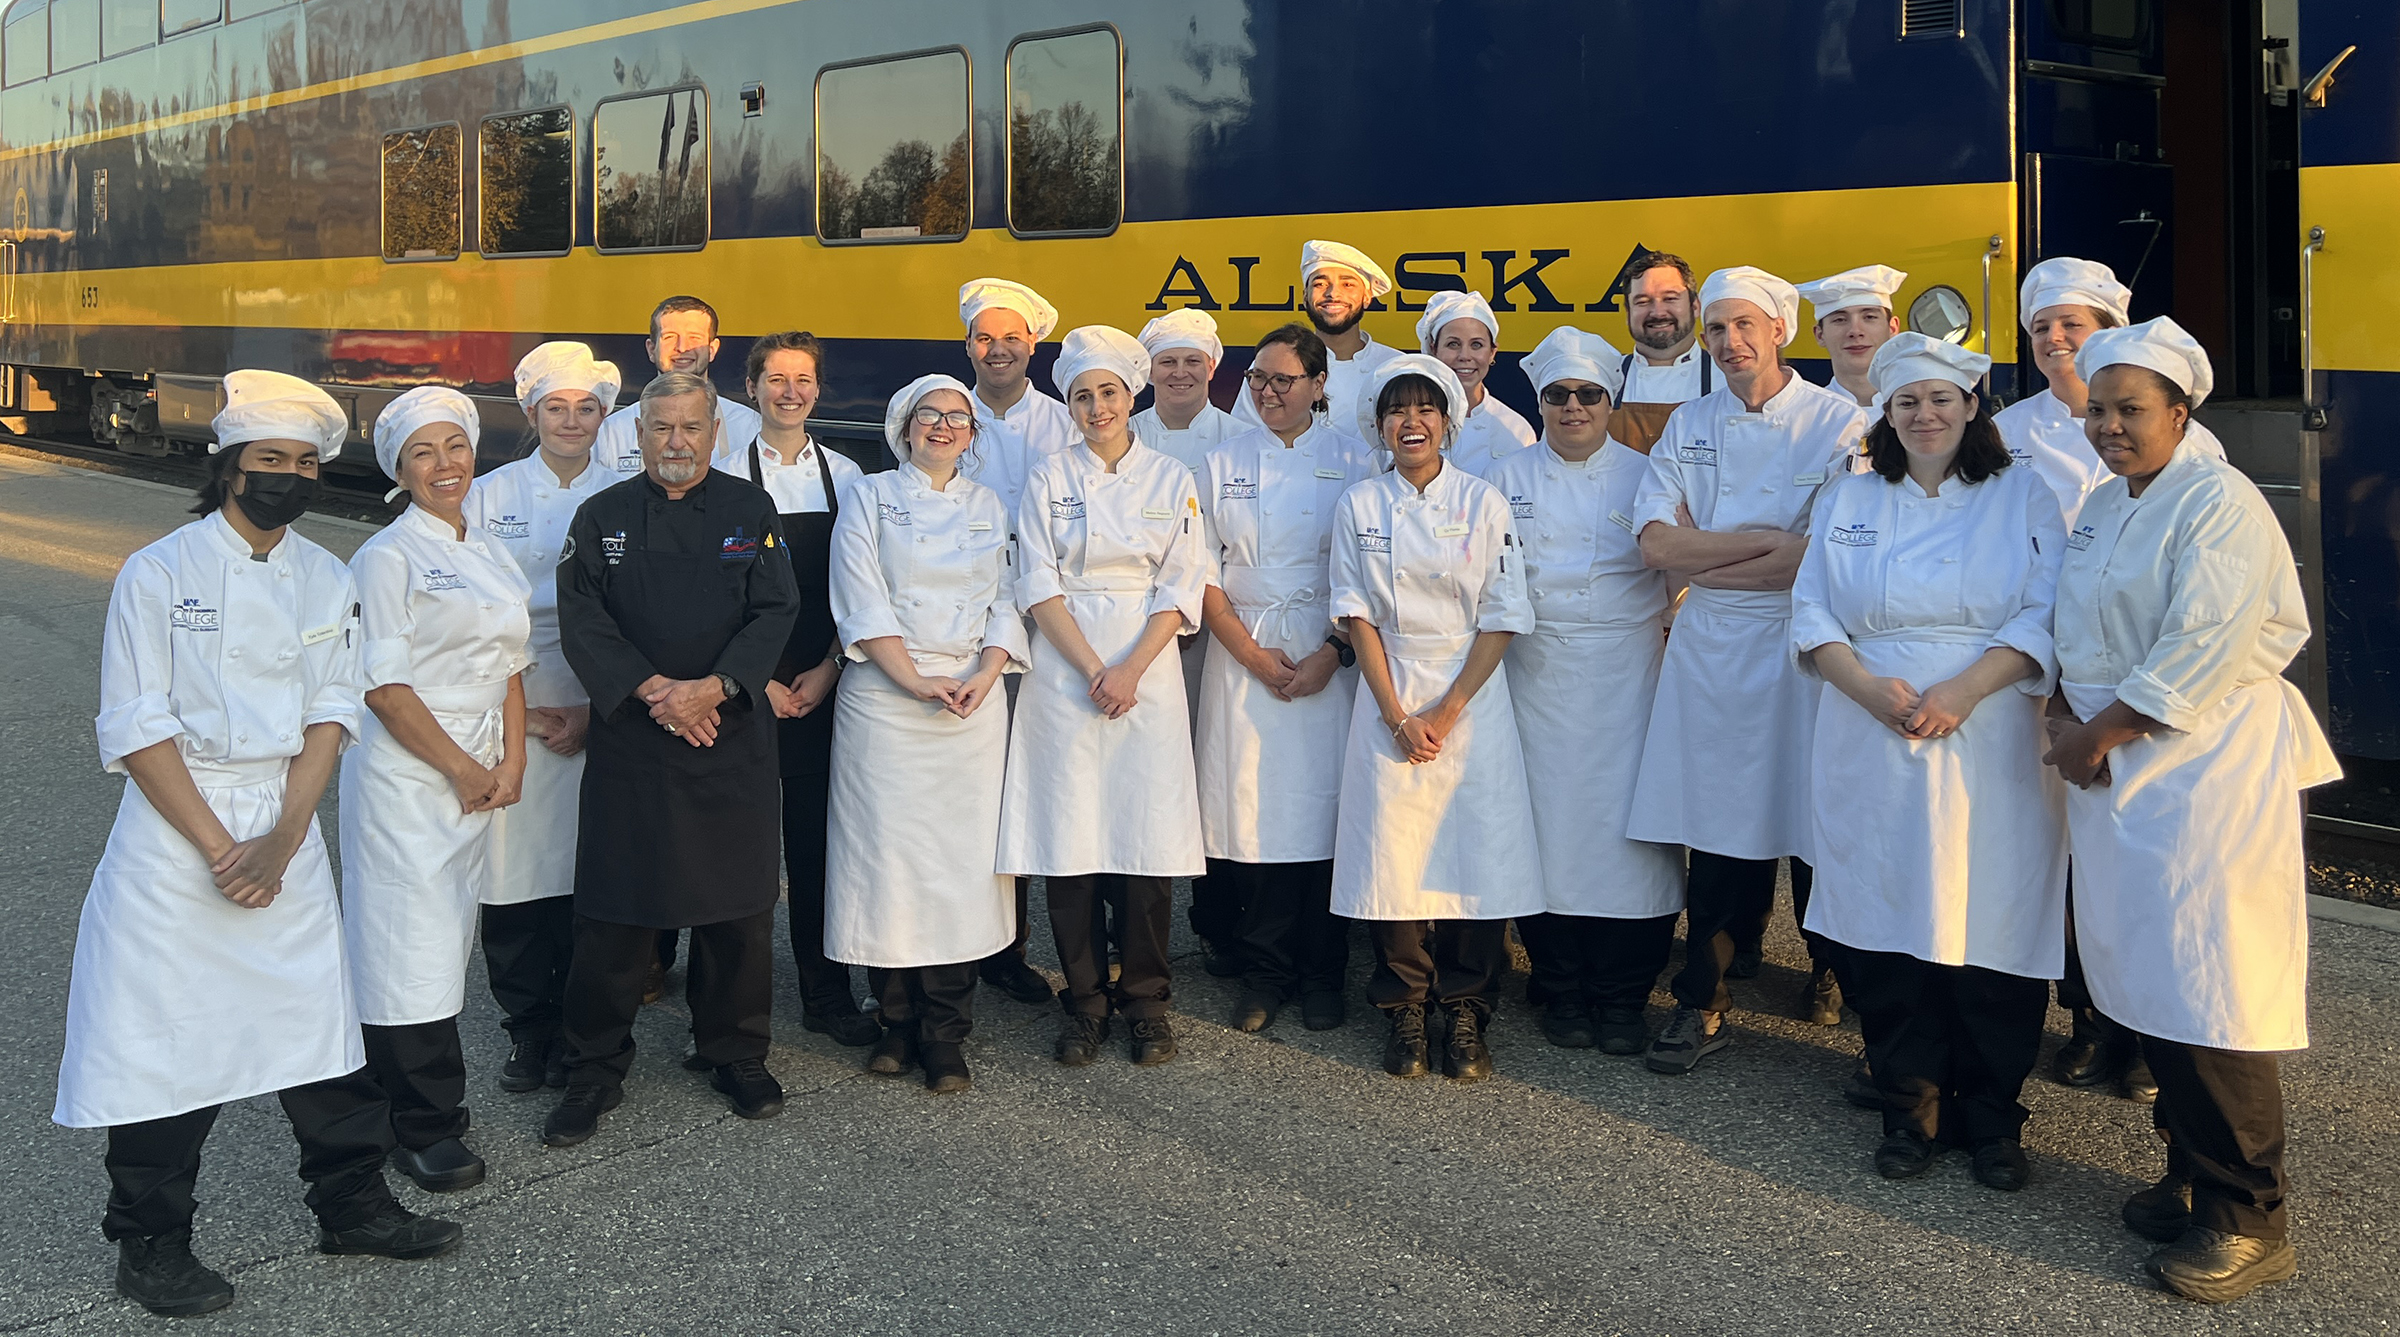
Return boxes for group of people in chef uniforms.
[55,236,2335,1316]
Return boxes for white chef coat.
[997,441,1210,877]
[1133,402,1242,473]
[718,433,864,513]
[595,396,762,478]
[1486,441,1683,918]
[1624,372,1867,859]
[1791,464,2070,977]
[1447,394,1539,479]
[1194,422,1382,862]
[1620,345,1711,405]
[1328,463,1542,920]
[2055,438,2339,1052]
[974,385,1078,458]
[1994,387,2229,526]
[56,512,366,1128]
[824,463,1030,967]
[339,505,532,1026]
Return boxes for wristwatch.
[1323,633,1356,669]
[714,672,742,700]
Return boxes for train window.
[381,124,462,262]
[49,0,94,72]
[2049,0,2149,51]
[814,48,970,244]
[98,0,146,56]
[480,107,574,257]
[3,2,45,86]
[592,86,709,252]
[161,0,219,39]
[1006,27,1122,237]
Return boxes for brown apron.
[1608,351,1713,455]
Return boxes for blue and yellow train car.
[0,0,2393,799]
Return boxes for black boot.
[2052,1007,2116,1087]
[1443,1002,1494,1081]
[116,1230,233,1317]
[920,1040,972,1094]
[867,1020,920,1076]
[1383,1004,1429,1078]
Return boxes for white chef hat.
[1050,325,1151,399]
[1797,265,1908,321]
[1301,239,1393,299]
[2075,316,2215,408]
[883,374,978,458]
[514,341,621,415]
[1698,266,1801,347]
[1415,289,1499,354]
[1868,331,1992,402]
[1137,309,1223,367]
[2019,257,2132,332]
[373,386,481,497]
[958,277,1059,341]
[1355,353,1470,447]
[1520,325,1627,402]
[211,369,348,461]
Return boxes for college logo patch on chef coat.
[1049,496,1086,521]
[1828,524,1878,548]
[1508,496,1534,520]
[1355,527,1392,553]
[601,532,626,565]
[1678,439,1718,466]
[878,503,913,526]
[485,515,530,540]
[420,567,469,591]
[2068,525,2096,551]
[721,529,759,559]
[169,598,220,632]
[1220,477,1259,500]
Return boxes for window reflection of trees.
[1010,101,1117,233]
[819,131,968,240]
[480,108,572,256]
[381,125,461,260]
[595,89,708,252]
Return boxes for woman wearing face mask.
[2043,318,2338,1304]
[1793,334,2068,1192]
[1419,289,1536,479]
[824,377,1029,1093]
[998,326,1209,1068]
[340,387,532,1194]
[463,343,619,1096]
[1485,327,1683,1057]
[1332,356,1540,1082]
[1196,323,1381,1035]
[56,371,462,1318]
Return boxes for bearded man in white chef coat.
[1608,251,1715,455]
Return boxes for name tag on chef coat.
[1142,507,1175,520]
[1793,470,1827,487]
[1435,522,1471,538]
[1314,467,1345,480]
[1828,525,1878,548]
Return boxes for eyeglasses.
[1243,370,1310,395]
[1540,386,1611,407]
[911,408,979,431]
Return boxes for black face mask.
[233,469,320,530]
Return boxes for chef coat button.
[1720,485,1733,496]
[534,551,547,561]
[280,732,293,743]
[1942,556,1957,563]
[480,602,493,610]
[237,733,249,744]
[227,648,241,659]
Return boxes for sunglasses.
[911,408,980,430]
[1540,386,1611,407]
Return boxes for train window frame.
[160,0,220,41]
[379,121,464,264]
[97,0,148,58]
[226,0,298,19]
[477,104,576,260]
[1003,24,1125,240]
[3,0,46,87]
[590,83,712,256]
[2047,0,2151,53]
[49,0,96,73]
[812,44,974,248]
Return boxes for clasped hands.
[1385,695,1466,765]
[1847,674,1979,742]
[640,673,725,747]
[1241,642,1341,703]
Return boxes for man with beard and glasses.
[545,372,801,1147]
[1608,251,1715,456]
[594,296,762,478]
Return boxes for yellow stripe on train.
[20,181,2019,365]
[2301,164,2400,376]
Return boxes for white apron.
[825,654,1014,966]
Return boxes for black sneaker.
[920,1040,972,1094]
[1301,989,1347,1031]
[392,1136,486,1193]
[1805,966,1844,1026]
[980,955,1055,1006]
[867,1023,919,1076]
[1644,1006,1729,1075]
[1384,1004,1430,1078]
[2123,1172,2196,1243]
[542,1083,623,1148]
[1055,1013,1110,1066]
[1540,997,1596,1049]
[2145,1227,2298,1303]
[1874,1129,1937,1179]
[1130,1016,1178,1065]
[1231,988,1279,1034]
[710,1058,785,1119]
[1594,1005,1649,1055]
[316,1202,463,1259]
[2120,1046,2159,1105]
[1726,945,1764,980]
[116,1230,233,1317]
[1201,942,1244,978]
[499,1038,549,1093]
[542,1034,569,1089]
[1970,1137,2030,1191]
[1443,1003,1494,1081]
[803,1006,883,1048]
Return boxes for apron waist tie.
[1381,630,1479,661]
[181,755,291,788]
[1059,576,1155,595]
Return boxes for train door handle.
[1,239,15,322]
[2301,226,2326,431]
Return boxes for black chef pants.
[482,896,574,1042]
[1521,911,1677,1010]
[1049,874,1172,1021]
[2144,1035,2288,1240]
[782,769,858,1016]
[2056,874,2098,1011]
[1730,858,1824,966]
[1840,946,2048,1144]
[562,909,775,1092]
[1368,919,1508,1011]
[1189,857,1247,953]
[102,1067,398,1241]
[870,962,979,1045]
[1232,859,1345,999]
[980,878,1037,970]
[1675,853,1814,1012]
[361,1018,468,1151]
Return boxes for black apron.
[576,490,786,928]
[751,439,839,779]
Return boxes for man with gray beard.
[548,372,800,1147]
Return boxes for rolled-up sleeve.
[350,542,416,690]
[1328,487,1374,624]
[829,492,907,657]
[299,564,366,745]
[2115,493,2276,732]
[1787,524,1847,680]
[1016,461,1067,611]
[93,553,186,773]
[1629,426,1691,533]
[1475,493,1535,635]
[1991,477,2067,696]
[1145,469,1208,633]
[982,529,1033,672]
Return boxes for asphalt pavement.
[2,450,2396,1335]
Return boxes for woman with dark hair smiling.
[1792,333,2067,1191]
[2044,317,2337,1303]
[1330,355,1538,1082]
